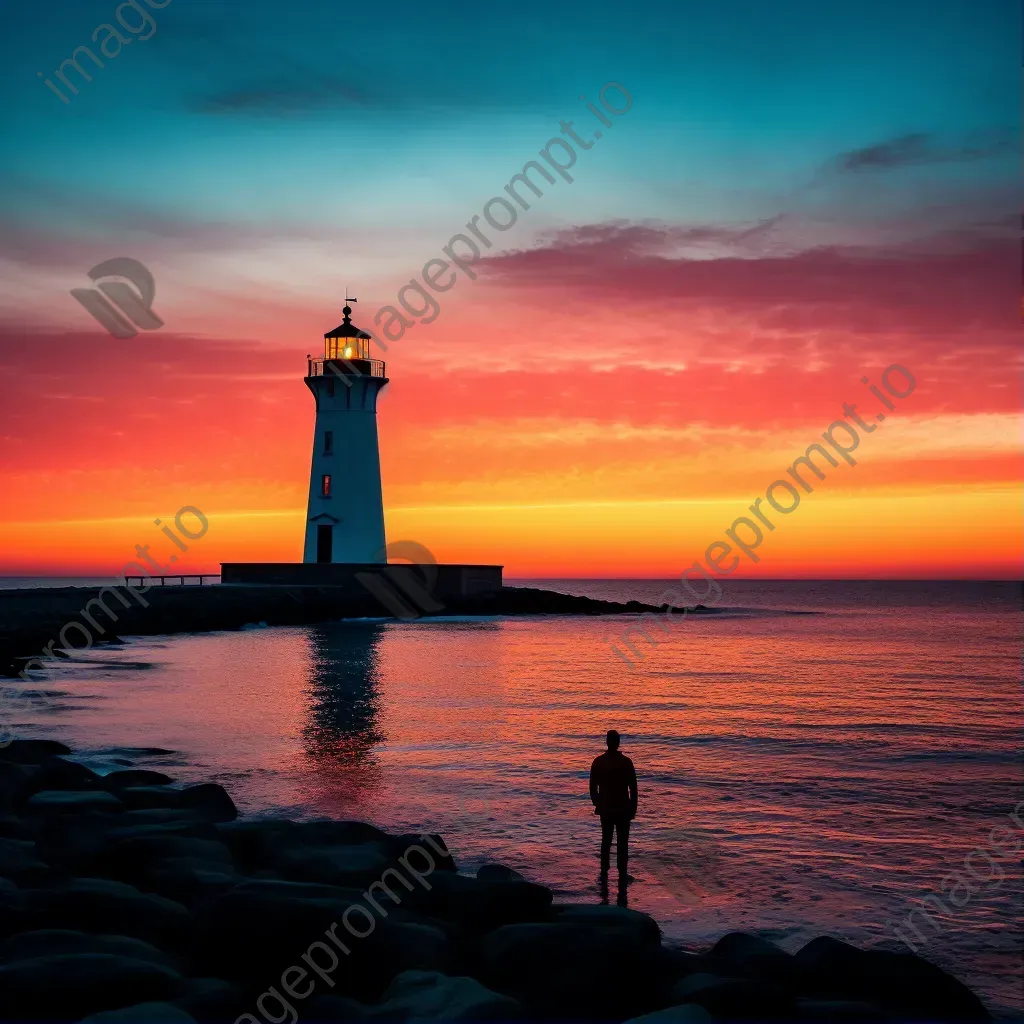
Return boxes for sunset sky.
[0,0,1019,578]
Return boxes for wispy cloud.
[832,129,1015,173]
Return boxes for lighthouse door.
[316,525,333,563]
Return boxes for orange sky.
[1,245,1020,579]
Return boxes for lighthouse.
[301,302,388,564]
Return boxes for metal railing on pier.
[123,574,221,587]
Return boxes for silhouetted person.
[589,729,637,876]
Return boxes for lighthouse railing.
[307,357,386,378]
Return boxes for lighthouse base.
[219,561,502,616]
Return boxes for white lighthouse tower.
[302,302,388,564]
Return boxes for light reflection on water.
[6,582,1022,1016]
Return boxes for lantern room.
[325,305,371,360]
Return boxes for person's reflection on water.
[301,623,388,812]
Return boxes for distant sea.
[3,579,1021,1015]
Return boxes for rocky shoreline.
[0,737,992,1023]
[0,584,713,678]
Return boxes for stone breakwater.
[0,585,703,679]
[0,738,991,1024]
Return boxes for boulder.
[101,770,175,790]
[34,756,101,792]
[476,863,526,884]
[478,918,663,1019]
[0,929,175,968]
[794,936,989,1021]
[213,819,299,871]
[669,972,796,1019]
[0,762,37,812]
[624,1005,714,1024]
[23,878,189,947]
[552,904,661,945]
[0,813,31,839]
[304,994,372,1020]
[0,953,181,1021]
[269,840,398,889]
[405,869,552,928]
[0,878,27,939]
[0,739,72,764]
[178,783,237,822]
[707,931,797,983]
[353,919,454,999]
[138,856,242,907]
[118,786,184,811]
[0,837,51,885]
[291,819,396,846]
[80,1002,197,1024]
[377,969,522,1021]
[190,886,356,982]
[173,977,248,1022]
[26,789,124,815]
[795,998,888,1020]
[104,833,233,878]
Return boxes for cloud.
[191,76,366,116]
[479,217,1019,335]
[833,129,1015,173]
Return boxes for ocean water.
[4,580,1022,1015]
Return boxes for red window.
[321,474,332,497]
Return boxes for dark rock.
[119,807,205,826]
[34,756,101,792]
[24,877,189,947]
[354,920,453,999]
[79,1001,197,1024]
[118,786,184,811]
[707,931,797,983]
[0,837,51,885]
[376,969,522,1021]
[0,928,175,968]
[391,833,458,873]
[794,936,989,1021]
[0,953,181,1021]
[478,918,663,1019]
[669,972,796,1019]
[190,886,355,982]
[0,814,31,839]
[213,819,298,870]
[139,856,242,907]
[0,878,27,938]
[179,783,237,822]
[230,877,369,903]
[103,819,219,844]
[173,977,248,1023]
[795,997,888,1020]
[291,819,396,846]
[624,1006,714,1024]
[26,789,124,814]
[0,761,36,812]
[305,993,372,1020]
[477,863,526,884]
[407,870,552,928]
[552,904,661,945]
[0,739,72,764]
[269,840,397,888]
[101,769,175,790]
